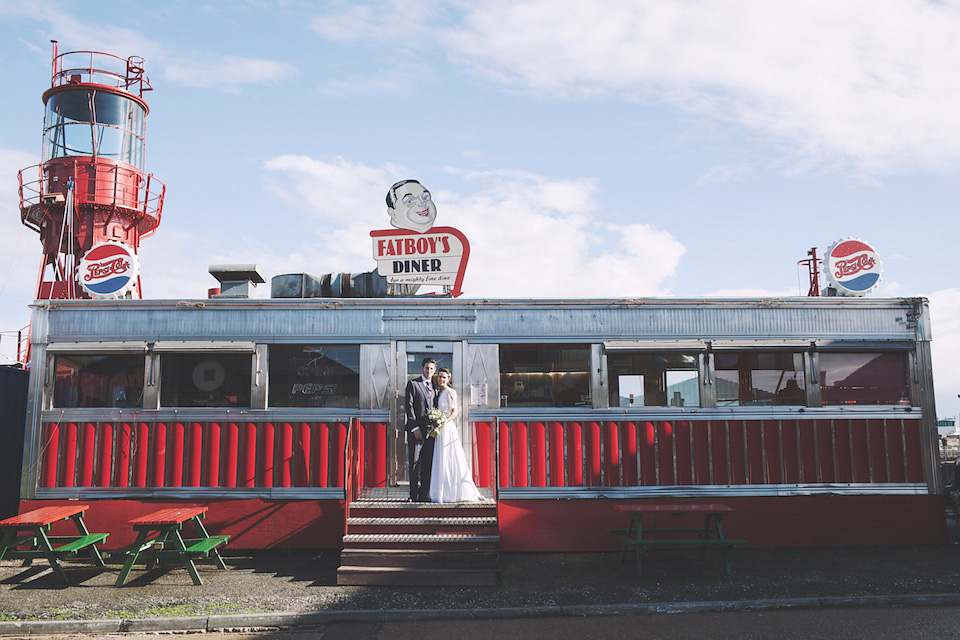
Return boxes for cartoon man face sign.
[386,180,437,233]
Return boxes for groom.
[405,357,437,502]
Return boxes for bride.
[429,367,486,503]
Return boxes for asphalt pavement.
[2,533,960,635]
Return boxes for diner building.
[17,294,945,550]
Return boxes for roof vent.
[208,264,265,298]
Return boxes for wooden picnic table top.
[128,507,208,526]
[0,505,89,527]
[615,504,735,515]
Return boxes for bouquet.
[426,408,447,438]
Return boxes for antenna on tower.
[798,247,822,297]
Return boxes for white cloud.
[162,53,294,92]
[438,0,960,173]
[310,1,437,47]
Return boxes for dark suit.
[405,376,436,501]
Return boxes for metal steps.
[338,497,500,586]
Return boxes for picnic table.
[115,506,229,586]
[610,503,744,577]
[0,504,108,584]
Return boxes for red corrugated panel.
[903,419,924,483]
[207,422,221,487]
[134,423,148,488]
[585,421,602,486]
[332,423,347,488]
[512,422,529,487]
[224,422,239,488]
[531,422,547,487]
[188,422,203,487]
[279,422,294,488]
[151,422,167,487]
[42,423,59,488]
[97,422,113,487]
[745,421,764,485]
[241,423,257,487]
[498,421,511,487]
[475,422,492,486]
[261,422,275,488]
[639,421,655,486]
[620,422,637,487]
[354,421,365,489]
[369,422,386,488]
[169,422,184,487]
[568,422,584,486]
[79,422,96,487]
[657,422,674,486]
[549,421,565,487]
[314,423,330,488]
[296,422,311,487]
[603,422,619,487]
[115,422,131,487]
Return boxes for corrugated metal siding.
[39,298,922,344]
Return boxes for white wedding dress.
[429,387,485,503]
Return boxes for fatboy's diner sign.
[371,180,470,297]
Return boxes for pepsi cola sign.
[824,238,882,296]
[78,241,139,298]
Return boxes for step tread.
[343,533,499,544]
[348,516,497,526]
[351,501,495,510]
[340,548,499,556]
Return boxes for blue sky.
[0,0,958,418]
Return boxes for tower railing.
[51,50,152,96]
[18,163,165,235]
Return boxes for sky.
[0,0,958,418]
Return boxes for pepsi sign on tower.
[78,241,140,298]
[824,238,882,296]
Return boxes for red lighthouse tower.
[18,42,164,300]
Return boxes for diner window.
[52,354,144,408]
[268,345,360,408]
[714,351,806,406]
[160,353,251,408]
[819,352,910,405]
[500,345,590,407]
[607,352,700,407]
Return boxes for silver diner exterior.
[19,296,945,550]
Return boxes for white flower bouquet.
[426,407,447,438]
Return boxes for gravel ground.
[2,542,960,621]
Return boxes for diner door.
[390,341,465,487]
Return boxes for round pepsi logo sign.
[824,238,882,296]
[78,241,139,298]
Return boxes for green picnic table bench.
[610,503,744,577]
[0,504,108,584]
[115,506,229,586]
